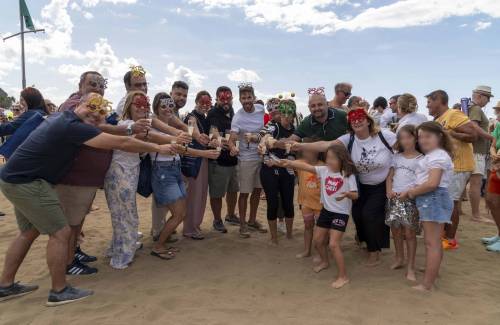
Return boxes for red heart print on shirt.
[325,176,344,196]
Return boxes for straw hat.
[493,101,500,109]
[473,85,494,98]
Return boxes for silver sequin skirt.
[385,197,419,230]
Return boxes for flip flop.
[166,246,180,253]
[150,250,175,260]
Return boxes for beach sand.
[0,190,499,325]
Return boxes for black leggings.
[260,165,295,221]
[352,182,390,252]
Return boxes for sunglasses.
[341,91,352,97]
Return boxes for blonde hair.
[397,93,418,115]
[122,90,147,120]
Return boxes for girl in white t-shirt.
[281,143,358,289]
[399,122,454,292]
[385,125,423,281]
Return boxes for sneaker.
[486,241,500,252]
[481,235,500,245]
[75,246,97,263]
[239,225,251,239]
[66,260,98,276]
[46,285,93,307]
[213,220,228,233]
[247,220,268,233]
[442,238,459,250]
[0,211,5,217]
[277,221,286,234]
[0,282,38,302]
[225,214,240,226]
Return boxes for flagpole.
[19,0,26,89]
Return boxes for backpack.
[0,112,46,159]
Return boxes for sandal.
[150,250,175,260]
[166,246,181,253]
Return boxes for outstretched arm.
[279,159,316,174]
[84,132,175,155]
[293,139,341,153]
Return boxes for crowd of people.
[0,65,499,307]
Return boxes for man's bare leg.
[0,228,39,286]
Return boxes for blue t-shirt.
[1,111,101,184]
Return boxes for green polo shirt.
[294,108,347,141]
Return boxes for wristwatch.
[126,124,133,136]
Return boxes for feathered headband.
[347,108,368,123]
[129,65,146,78]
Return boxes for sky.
[0,0,499,117]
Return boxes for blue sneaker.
[0,282,38,302]
[481,235,500,245]
[486,241,500,252]
[46,285,93,307]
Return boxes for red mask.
[218,91,232,104]
[133,95,150,109]
[348,108,368,124]
[199,95,212,107]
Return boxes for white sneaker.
[278,221,286,234]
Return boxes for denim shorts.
[151,160,186,206]
[415,187,453,224]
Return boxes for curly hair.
[398,93,418,114]
[327,143,357,177]
[416,121,455,159]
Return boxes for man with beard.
[170,81,189,117]
[206,87,240,233]
[229,84,267,238]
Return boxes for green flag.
[19,0,35,31]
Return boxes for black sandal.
[150,250,175,260]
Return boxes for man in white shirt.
[229,84,266,238]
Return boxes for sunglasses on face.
[341,91,352,97]
[159,98,175,110]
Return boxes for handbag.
[181,141,204,178]
[137,153,157,198]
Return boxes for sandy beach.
[0,190,499,325]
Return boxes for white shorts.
[448,171,471,201]
[472,153,487,176]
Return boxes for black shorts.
[316,209,349,232]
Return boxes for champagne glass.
[209,126,218,140]
[188,119,196,136]
[225,130,231,141]
[245,132,252,149]
[235,140,240,150]
[285,142,292,154]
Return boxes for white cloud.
[475,21,492,31]
[227,68,261,82]
[83,11,94,19]
[160,62,206,89]
[160,18,168,24]
[188,0,500,35]
[81,0,138,7]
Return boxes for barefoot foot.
[390,260,405,270]
[331,277,350,289]
[313,262,329,273]
[312,256,322,264]
[406,269,417,282]
[412,284,432,292]
[296,251,311,258]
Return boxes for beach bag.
[137,153,157,198]
[0,112,45,159]
[347,131,393,195]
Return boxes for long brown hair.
[327,143,357,177]
[346,111,380,137]
[394,124,421,153]
[416,121,455,159]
